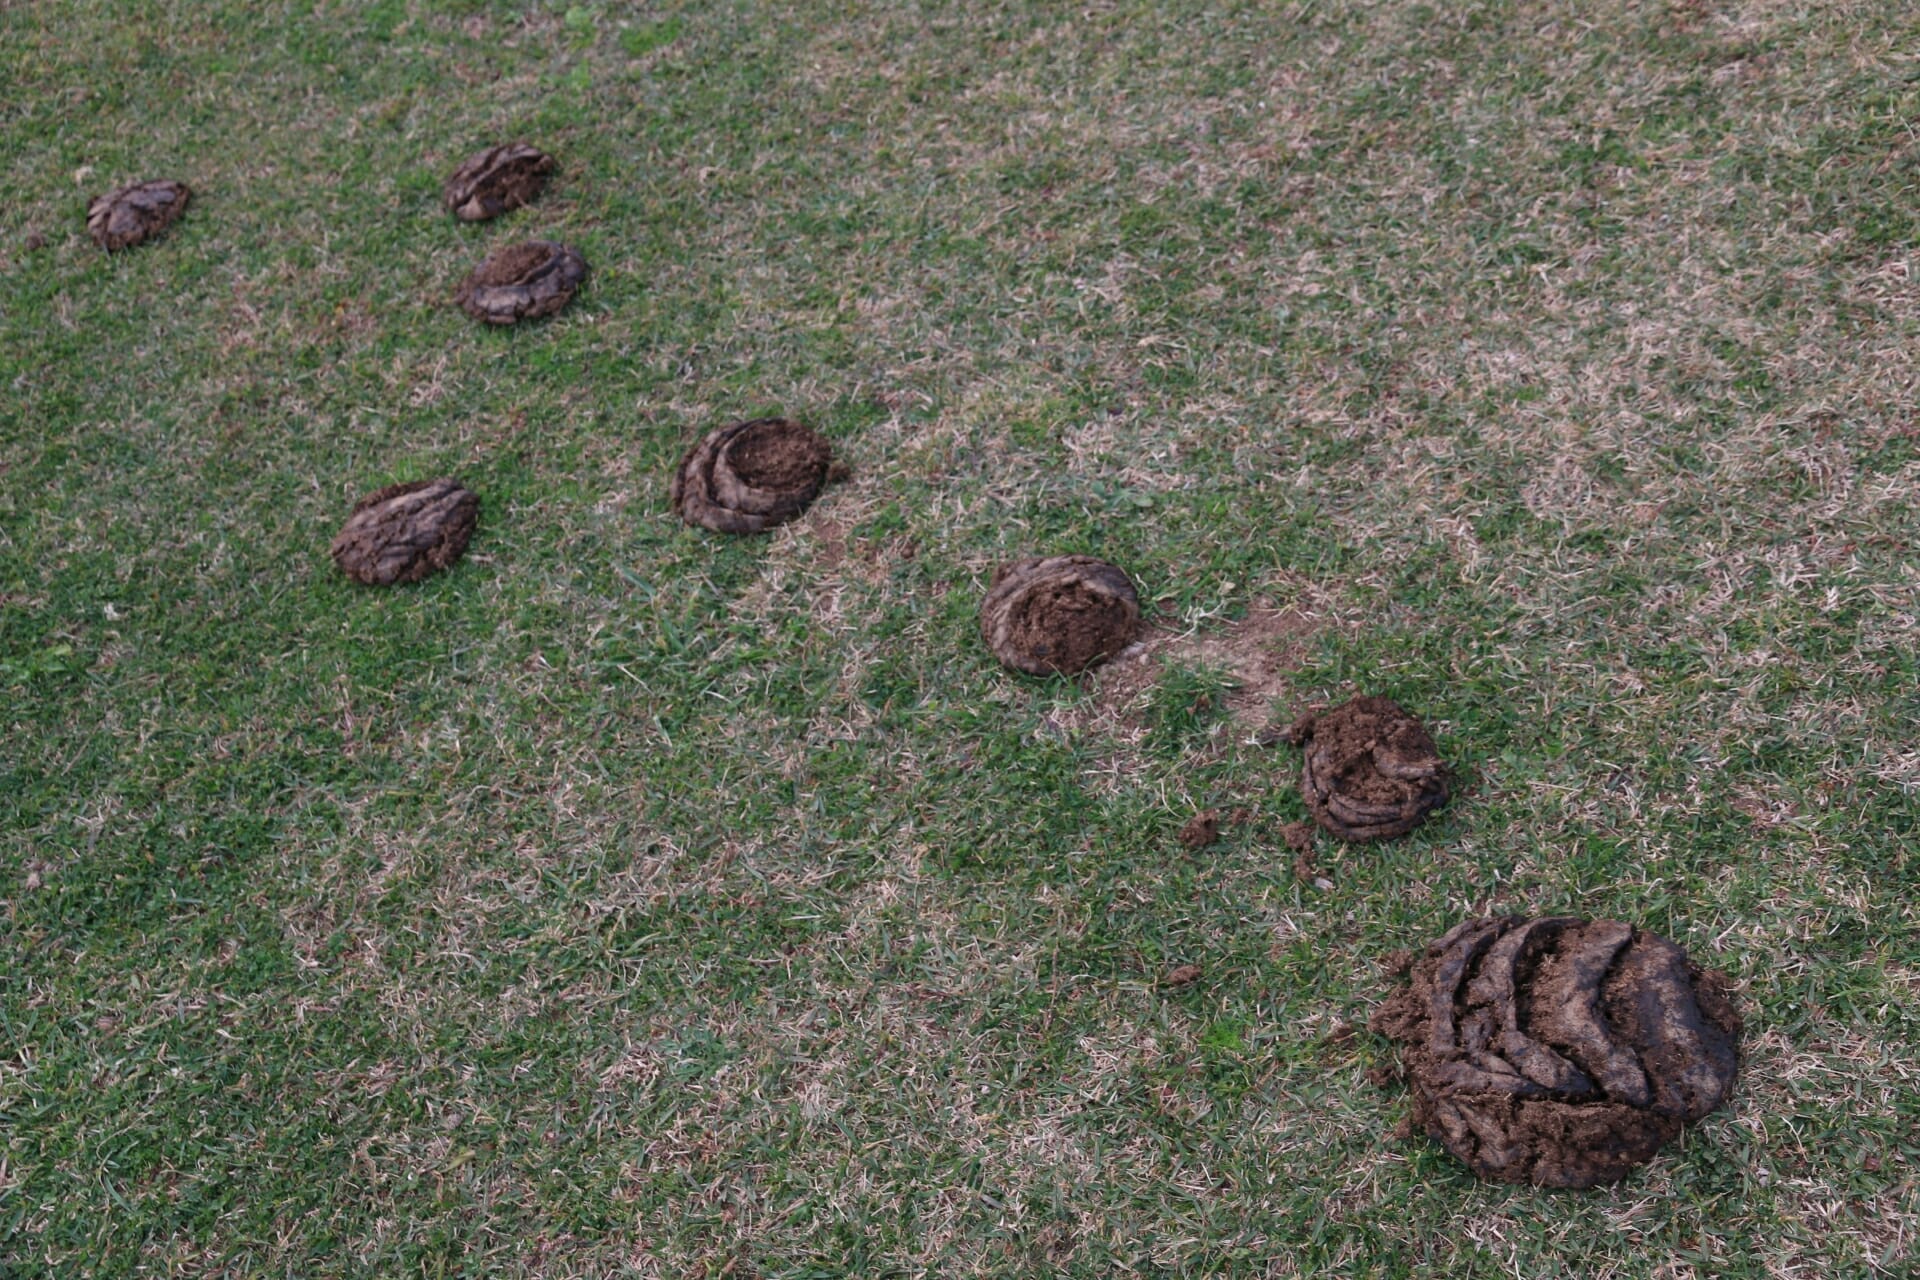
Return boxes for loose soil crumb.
[1177,810,1220,849]
[87,180,191,251]
[1162,963,1203,987]
[443,143,555,221]
[671,418,834,534]
[1284,696,1449,841]
[1369,916,1742,1188]
[454,240,587,324]
[330,477,479,586]
[980,555,1140,676]
[1283,821,1320,882]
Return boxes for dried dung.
[980,555,1140,676]
[1370,915,1742,1188]
[87,180,191,251]
[1177,810,1221,849]
[455,240,587,324]
[330,477,479,586]
[670,417,834,534]
[1284,696,1448,840]
[443,143,555,221]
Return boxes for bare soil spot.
[1087,603,1316,734]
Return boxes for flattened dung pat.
[455,240,587,324]
[670,417,835,534]
[87,180,191,251]
[330,478,479,586]
[1371,915,1742,1188]
[980,555,1140,676]
[443,143,556,222]
[1283,696,1448,840]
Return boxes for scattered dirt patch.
[87,180,191,251]
[671,418,834,534]
[443,143,555,221]
[455,240,587,324]
[980,555,1140,676]
[1088,604,1316,735]
[1370,916,1742,1188]
[330,477,479,586]
[1177,809,1220,849]
[1320,1023,1358,1053]
[1281,821,1321,882]
[1283,696,1449,841]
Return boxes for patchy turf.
[3,0,1917,1275]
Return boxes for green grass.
[4,0,1919,1274]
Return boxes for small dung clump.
[670,417,834,534]
[1177,810,1220,850]
[1370,915,1742,1188]
[330,478,479,586]
[1283,696,1448,840]
[443,143,556,222]
[87,180,191,251]
[455,240,587,324]
[980,555,1140,676]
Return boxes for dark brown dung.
[980,556,1141,676]
[1283,696,1448,840]
[87,180,191,251]
[670,418,833,534]
[443,143,555,221]
[329,478,479,586]
[454,240,588,324]
[1177,810,1221,849]
[1370,916,1742,1188]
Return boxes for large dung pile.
[330,478,480,586]
[980,555,1140,676]
[1283,696,1448,840]
[1371,915,1742,1188]
[670,417,834,533]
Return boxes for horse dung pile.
[455,240,588,324]
[671,417,836,533]
[87,180,192,251]
[979,555,1141,675]
[443,143,556,222]
[1370,916,1742,1187]
[1283,696,1449,841]
[330,478,480,586]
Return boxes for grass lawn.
[4,0,1918,1274]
